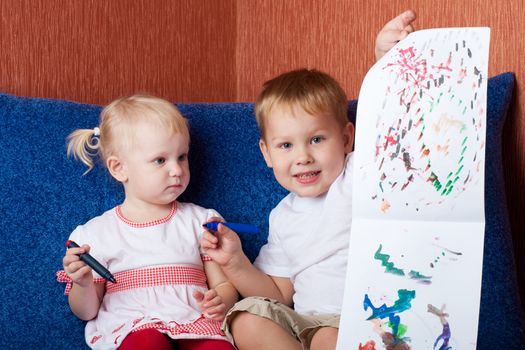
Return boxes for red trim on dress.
[55,270,106,295]
[105,266,207,294]
[132,315,223,337]
[56,265,208,295]
[115,202,177,228]
[55,254,212,295]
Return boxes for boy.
[201,10,416,350]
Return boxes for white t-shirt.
[254,154,353,315]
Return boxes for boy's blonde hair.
[255,68,349,138]
[67,94,189,174]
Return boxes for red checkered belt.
[56,265,208,295]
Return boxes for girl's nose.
[169,162,183,177]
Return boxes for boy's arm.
[375,9,416,60]
[222,250,294,306]
[201,223,294,306]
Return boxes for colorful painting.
[337,28,490,350]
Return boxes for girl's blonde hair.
[67,94,189,174]
[255,68,349,138]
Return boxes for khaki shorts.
[222,296,340,350]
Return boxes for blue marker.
[203,222,260,235]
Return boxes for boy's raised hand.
[375,9,417,60]
[200,219,243,266]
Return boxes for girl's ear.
[106,156,127,182]
[343,122,355,154]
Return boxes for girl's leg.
[119,328,174,350]
[177,338,235,350]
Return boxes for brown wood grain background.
[1,0,524,307]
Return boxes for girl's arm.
[201,260,239,315]
[68,282,105,320]
[63,244,105,320]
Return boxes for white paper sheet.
[337,27,490,350]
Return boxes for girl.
[58,94,237,350]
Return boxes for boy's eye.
[311,136,323,144]
[178,153,188,161]
[279,142,292,150]
[154,157,166,165]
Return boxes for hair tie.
[93,127,100,137]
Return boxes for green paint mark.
[408,270,432,280]
[374,244,405,276]
[437,92,443,104]
[386,321,408,338]
[455,164,464,176]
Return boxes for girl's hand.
[63,244,94,288]
[375,10,417,60]
[192,289,228,321]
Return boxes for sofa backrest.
[0,73,523,349]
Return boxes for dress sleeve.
[55,225,107,295]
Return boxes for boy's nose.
[296,148,313,165]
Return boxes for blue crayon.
[203,222,260,235]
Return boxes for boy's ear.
[259,139,273,168]
[106,155,127,182]
[343,122,355,153]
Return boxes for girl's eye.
[279,142,292,150]
[178,153,187,161]
[154,157,166,165]
[311,136,323,144]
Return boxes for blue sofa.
[0,73,524,349]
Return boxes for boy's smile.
[259,105,354,197]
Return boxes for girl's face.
[116,120,190,208]
[259,105,354,198]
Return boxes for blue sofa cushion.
[0,73,523,349]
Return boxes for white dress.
[57,201,230,349]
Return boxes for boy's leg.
[309,326,338,350]
[230,311,301,350]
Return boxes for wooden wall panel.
[0,0,236,104]
[237,0,525,307]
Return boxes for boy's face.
[259,105,354,197]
